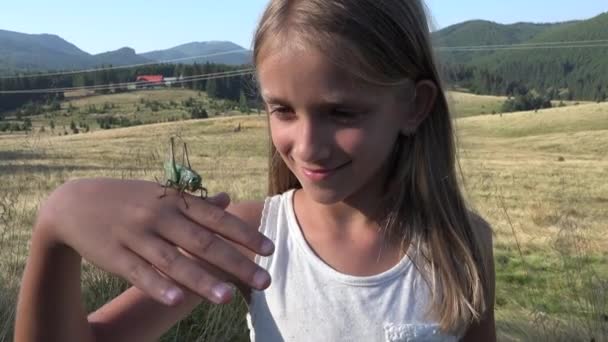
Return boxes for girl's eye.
[330,109,362,123]
[270,107,295,120]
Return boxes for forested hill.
[0,29,251,75]
[434,12,608,101]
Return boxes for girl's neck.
[293,188,404,276]
[294,187,386,240]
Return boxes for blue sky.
[1,1,606,54]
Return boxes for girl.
[15,0,495,341]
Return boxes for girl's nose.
[293,116,331,164]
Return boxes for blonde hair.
[253,0,488,333]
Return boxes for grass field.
[0,91,606,341]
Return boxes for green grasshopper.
[158,137,207,208]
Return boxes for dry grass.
[1,93,607,341]
[447,91,506,118]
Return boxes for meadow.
[0,89,606,341]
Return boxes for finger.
[176,247,243,288]
[157,218,271,290]
[176,248,251,301]
[205,192,230,209]
[112,249,187,306]
[178,200,274,256]
[123,234,235,304]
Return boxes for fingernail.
[261,239,274,254]
[212,283,233,302]
[163,287,184,305]
[253,270,270,289]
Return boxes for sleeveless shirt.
[246,189,460,341]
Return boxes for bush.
[190,107,208,119]
[501,91,552,113]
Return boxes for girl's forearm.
[15,223,95,342]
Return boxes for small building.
[135,75,164,89]
[164,77,178,87]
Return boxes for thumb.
[205,192,231,209]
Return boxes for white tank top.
[246,189,460,341]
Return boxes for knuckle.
[126,262,147,285]
[194,229,216,255]
[156,247,179,271]
[205,205,227,225]
[131,205,153,225]
[194,273,214,295]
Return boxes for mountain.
[93,47,151,66]
[140,41,251,65]
[0,29,91,73]
[433,20,571,47]
[0,30,252,75]
[434,12,608,100]
[432,20,575,64]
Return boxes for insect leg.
[199,187,208,199]
[158,180,174,199]
[179,187,190,209]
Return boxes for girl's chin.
[297,183,347,205]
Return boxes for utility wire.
[2,39,608,79]
[438,43,608,52]
[0,69,255,94]
[436,39,608,50]
[0,49,251,79]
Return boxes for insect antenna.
[183,142,192,169]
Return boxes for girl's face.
[257,47,416,205]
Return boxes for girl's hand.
[36,178,273,306]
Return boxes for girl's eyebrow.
[263,92,366,106]
[262,94,288,105]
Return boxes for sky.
[1,1,606,55]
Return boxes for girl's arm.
[15,179,266,342]
[15,224,95,342]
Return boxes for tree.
[206,79,218,98]
[22,118,32,131]
[239,90,249,114]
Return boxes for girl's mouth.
[301,161,350,181]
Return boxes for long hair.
[252,0,488,333]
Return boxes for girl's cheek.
[335,128,367,153]
[270,124,293,155]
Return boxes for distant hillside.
[0,30,252,75]
[433,20,572,47]
[436,13,608,100]
[0,29,91,73]
[432,20,574,64]
[140,41,251,65]
[93,47,151,66]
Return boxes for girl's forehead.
[257,48,388,103]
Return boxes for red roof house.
[136,75,164,88]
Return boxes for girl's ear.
[400,79,438,135]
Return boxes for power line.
[3,38,608,80]
[437,44,608,52]
[436,39,608,50]
[436,39,608,52]
[0,68,255,94]
[0,49,252,80]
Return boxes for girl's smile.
[301,161,352,182]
